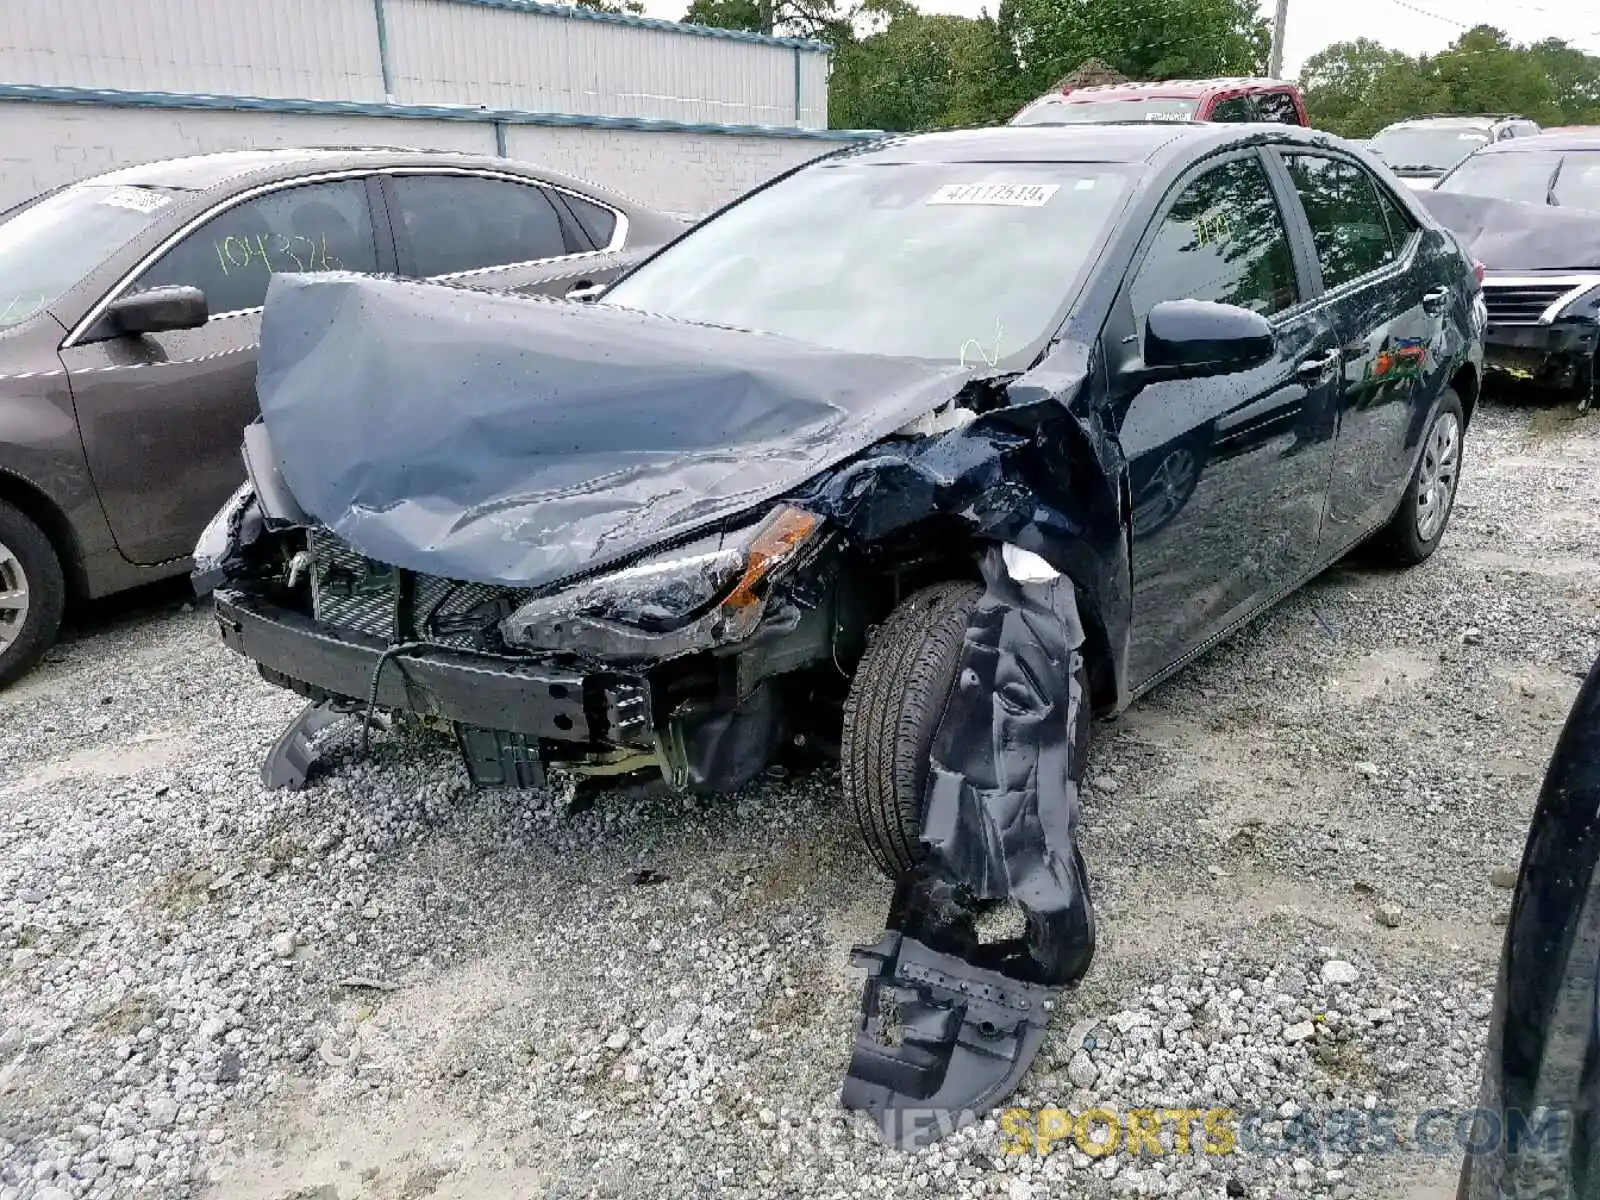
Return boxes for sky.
[638,0,1600,78]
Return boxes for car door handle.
[1422,287,1449,316]
[1295,351,1340,381]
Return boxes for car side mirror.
[1140,299,1274,380]
[106,286,209,336]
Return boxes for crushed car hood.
[1418,190,1600,271]
[254,272,977,588]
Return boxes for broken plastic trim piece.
[260,698,391,791]
[842,926,1057,1153]
[842,544,1094,1147]
[261,700,347,790]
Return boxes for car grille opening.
[1481,283,1572,326]
[307,529,531,650]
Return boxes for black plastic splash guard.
[841,545,1096,1150]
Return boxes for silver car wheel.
[1414,408,1461,544]
[0,539,29,652]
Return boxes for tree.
[573,0,646,13]
[1526,38,1600,124]
[996,0,1269,105]
[1431,26,1558,124]
[1300,29,1600,138]
[681,0,847,38]
[830,1,1014,129]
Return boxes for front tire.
[1371,388,1465,567]
[841,580,1091,880]
[0,500,66,688]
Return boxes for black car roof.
[836,122,1351,166]
[1475,130,1600,154]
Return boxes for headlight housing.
[501,505,821,658]
[191,482,258,596]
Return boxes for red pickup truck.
[1010,77,1309,126]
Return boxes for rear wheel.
[841,580,1091,880]
[1370,389,1465,567]
[0,500,66,688]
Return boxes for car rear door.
[59,175,390,565]
[1107,149,1342,688]
[381,170,630,299]
[1272,149,1446,549]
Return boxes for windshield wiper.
[1547,157,1565,207]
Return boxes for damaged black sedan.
[198,123,1483,1148]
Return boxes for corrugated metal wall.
[0,0,386,101]
[0,0,831,129]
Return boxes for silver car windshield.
[602,161,1133,368]
[0,183,184,330]
[1370,127,1490,173]
[1439,150,1600,213]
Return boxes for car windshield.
[1368,127,1490,173]
[0,182,184,330]
[1438,150,1600,212]
[602,161,1133,367]
[1012,97,1199,125]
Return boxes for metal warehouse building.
[0,0,869,216]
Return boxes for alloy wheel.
[1414,409,1461,544]
[0,539,29,652]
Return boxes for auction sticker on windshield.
[927,183,1061,206]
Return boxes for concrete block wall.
[0,99,851,218]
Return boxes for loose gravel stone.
[1321,960,1361,985]
[1374,904,1404,928]
[0,399,1594,1200]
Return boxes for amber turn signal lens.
[721,506,820,613]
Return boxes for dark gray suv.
[0,147,684,684]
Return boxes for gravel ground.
[1,397,1597,1200]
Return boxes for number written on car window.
[213,231,345,277]
[136,180,379,316]
[1130,156,1299,322]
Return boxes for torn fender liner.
[1417,190,1600,271]
[843,545,1094,1150]
[254,272,974,589]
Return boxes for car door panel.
[1111,151,1341,688]
[1277,151,1444,547]
[61,176,385,565]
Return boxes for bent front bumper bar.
[212,591,653,748]
[1484,321,1598,398]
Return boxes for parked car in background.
[1010,77,1307,126]
[1368,115,1541,190]
[0,148,684,685]
[1421,129,1600,404]
[1435,127,1600,213]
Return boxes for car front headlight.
[191,482,257,596]
[501,504,821,657]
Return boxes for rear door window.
[135,179,379,315]
[1283,154,1398,290]
[1209,96,1255,122]
[1255,90,1301,124]
[389,175,575,277]
[1130,155,1299,321]
[555,192,619,249]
